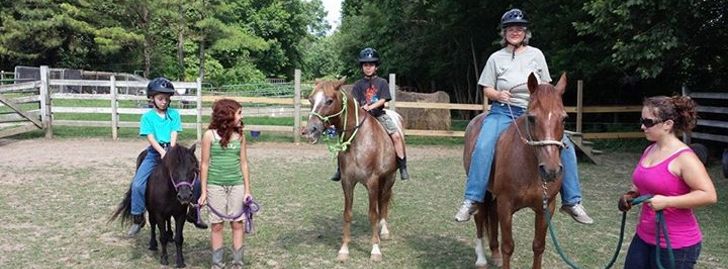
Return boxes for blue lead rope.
[546,194,674,269]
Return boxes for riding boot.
[210,248,225,269]
[186,207,208,229]
[127,214,145,236]
[397,157,410,180]
[231,246,245,269]
[330,166,341,181]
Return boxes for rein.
[192,197,260,234]
[505,102,565,149]
[309,90,364,155]
[544,194,675,269]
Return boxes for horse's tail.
[108,185,133,225]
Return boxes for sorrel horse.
[110,144,199,268]
[464,73,568,269]
[301,80,401,262]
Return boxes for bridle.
[169,170,198,192]
[308,90,366,153]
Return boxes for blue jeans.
[130,146,202,215]
[464,102,583,205]
[624,235,701,269]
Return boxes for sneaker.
[560,203,594,224]
[127,214,145,236]
[454,199,478,222]
[127,223,142,236]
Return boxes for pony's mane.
[165,144,190,167]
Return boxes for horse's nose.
[177,190,193,204]
[538,163,563,181]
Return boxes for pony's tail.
[108,186,133,225]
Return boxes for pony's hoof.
[475,264,488,269]
[380,232,390,240]
[148,245,158,251]
[370,253,382,262]
[489,256,503,267]
[336,253,349,262]
[175,262,186,268]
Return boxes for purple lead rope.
[195,196,260,234]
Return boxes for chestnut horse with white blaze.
[464,73,569,269]
[302,80,402,262]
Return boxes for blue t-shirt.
[139,108,182,143]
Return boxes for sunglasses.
[640,118,663,128]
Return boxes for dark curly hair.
[208,99,244,148]
[643,95,698,133]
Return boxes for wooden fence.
[2,66,648,143]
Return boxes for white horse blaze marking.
[309,91,326,120]
[371,244,381,255]
[475,237,487,266]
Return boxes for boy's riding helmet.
[358,48,380,66]
[146,77,176,98]
[501,8,528,28]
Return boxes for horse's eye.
[527,115,536,123]
[325,99,333,105]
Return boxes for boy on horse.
[127,77,208,236]
[330,47,410,181]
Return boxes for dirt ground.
[0,138,459,168]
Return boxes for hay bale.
[339,84,451,130]
[395,88,451,130]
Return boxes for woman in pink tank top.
[618,96,717,269]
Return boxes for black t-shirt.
[351,76,391,117]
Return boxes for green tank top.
[208,133,244,186]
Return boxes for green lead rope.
[546,194,674,269]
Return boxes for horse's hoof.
[475,264,488,269]
[489,256,503,267]
[380,232,390,240]
[160,259,169,266]
[370,253,382,262]
[336,253,349,262]
[149,246,158,251]
[175,262,186,268]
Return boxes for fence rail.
[2,66,654,142]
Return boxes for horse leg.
[149,216,158,251]
[498,203,515,269]
[488,198,502,267]
[174,214,186,268]
[158,219,169,266]
[531,202,555,269]
[367,181,383,262]
[337,182,354,262]
[474,208,488,269]
[377,177,395,240]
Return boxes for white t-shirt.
[478,46,551,108]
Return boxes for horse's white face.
[302,80,346,144]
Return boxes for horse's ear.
[189,143,196,153]
[527,73,539,95]
[314,79,322,87]
[554,72,567,95]
[334,78,346,91]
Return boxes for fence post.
[294,69,302,144]
[388,73,396,111]
[39,65,53,138]
[196,77,203,144]
[577,80,583,134]
[681,84,691,144]
[111,75,119,140]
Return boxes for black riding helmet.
[358,48,380,66]
[501,8,528,29]
[146,77,176,98]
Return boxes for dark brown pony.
[110,144,199,268]
[301,80,401,262]
[464,73,568,269]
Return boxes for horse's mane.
[164,145,192,167]
[528,83,562,111]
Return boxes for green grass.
[0,139,726,268]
